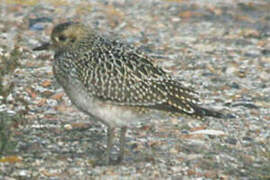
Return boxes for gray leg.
[118,126,127,162]
[106,126,115,165]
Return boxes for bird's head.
[33,22,88,51]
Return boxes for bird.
[33,21,225,165]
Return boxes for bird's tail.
[194,105,237,119]
[196,106,225,118]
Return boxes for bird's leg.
[106,126,115,165]
[118,126,127,162]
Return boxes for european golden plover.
[34,22,224,164]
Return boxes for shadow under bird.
[34,22,225,165]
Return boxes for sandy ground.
[0,0,269,179]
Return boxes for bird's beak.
[33,42,51,51]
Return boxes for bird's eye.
[59,35,66,41]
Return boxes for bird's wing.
[75,39,200,114]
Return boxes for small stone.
[64,124,72,130]
[190,129,227,136]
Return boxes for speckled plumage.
[34,22,224,164]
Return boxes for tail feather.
[151,80,231,119]
[195,106,225,119]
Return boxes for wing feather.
[74,37,201,115]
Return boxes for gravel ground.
[0,0,269,179]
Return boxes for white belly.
[58,75,151,128]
